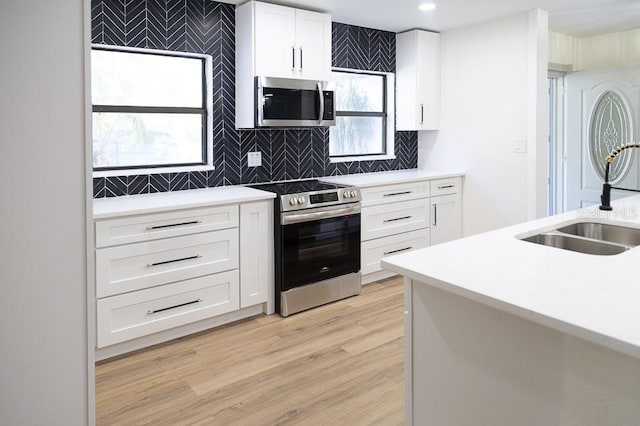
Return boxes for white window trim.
[91,44,214,178]
[329,68,395,163]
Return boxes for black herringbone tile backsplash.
[91,0,418,198]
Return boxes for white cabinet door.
[240,201,273,310]
[97,271,240,348]
[396,30,440,131]
[362,198,430,241]
[254,2,297,79]
[295,9,332,81]
[361,228,429,275]
[96,229,239,298]
[430,193,462,246]
[359,180,430,207]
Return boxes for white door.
[294,9,331,81]
[565,66,640,210]
[254,2,296,79]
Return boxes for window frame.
[329,68,395,162]
[91,44,214,177]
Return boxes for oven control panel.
[281,188,361,212]
[310,192,338,204]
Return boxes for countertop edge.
[93,189,276,220]
[319,170,466,187]
[381,256,640,360]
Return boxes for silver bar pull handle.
[420,104,424,124]
[146,255,202,268]
[299,47,303,72]
[383,191,412,197]
[147,298,203,315]
[292,46,295,72]
[317,81,324,124]
[437,184,455,189]
[384,216,412,223]
[434,204,437,226]
[146,220,201,231]
[384,246,413,256]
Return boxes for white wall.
[419,10,548,236]
[0,0,90,424]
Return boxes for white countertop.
[382,195,640,359]
[320,169,465,187]
[93,186,275,219]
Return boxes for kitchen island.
[382,195,640,426]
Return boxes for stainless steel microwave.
[256,76,335,127]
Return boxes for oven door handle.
[282,204,361,225]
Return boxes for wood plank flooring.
[95,277,405,425]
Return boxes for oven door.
[280,204,360,291]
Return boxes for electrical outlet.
[247,151,262,167]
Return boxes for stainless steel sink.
[556,222,640,247]
[521,233,629,256]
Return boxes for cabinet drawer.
[430,177,461,197]
[361,229,429,275]
[96,270,239,348]
[96,229,239,298]
[96,204,239,248]
[362,199,430,241]
[360,181,429,207]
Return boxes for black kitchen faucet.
[599,142,640,210]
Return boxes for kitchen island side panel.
[407,278,640,426]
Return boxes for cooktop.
[250,180,349,196]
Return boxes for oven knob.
[298,196,305,204]
[289,198,296,206]
[344,191,350,199]
[350,190,357,197]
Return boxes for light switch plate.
[247,151,262,167]
[513,138,527,153]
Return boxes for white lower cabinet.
[361,229,429,275]
[431,193,462,246]
[240,201,272,310]
[96,229,239,298]
[94,199,273,356]
[97,271,239,348]
[362,198,430,241]
[358,176,462,284]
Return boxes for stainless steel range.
[251,180,362,316]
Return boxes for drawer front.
[96,204,239,248]
[97,270,240,347]
[361,229,429,275]
[362,198,430,241]
[96,229,239,298]
[360,181,429,207]
[430,177,462,197]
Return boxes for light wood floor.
[95,276,404,425]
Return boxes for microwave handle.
[317,82,324,124]
[256,78,264,126]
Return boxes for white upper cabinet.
[293,8,332,81]
[236,1,332,128]
[253,2,297,79]
[396,30,440,131]
[239,1,331,81]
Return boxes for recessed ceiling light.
[419,3,436,11]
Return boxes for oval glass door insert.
[589,90,634,183]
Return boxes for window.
[91,46,212,172]
[329,70,394,160]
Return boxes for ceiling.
[222,0,640,37]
